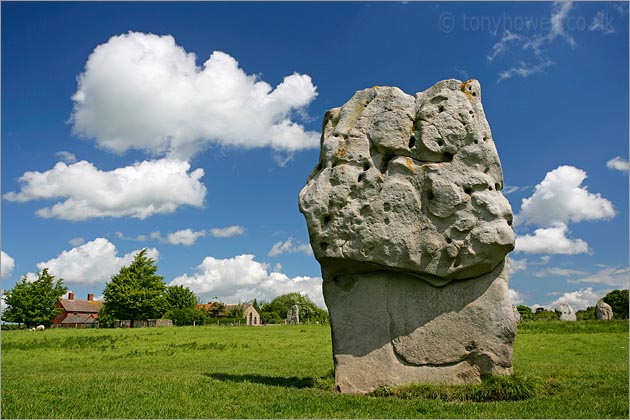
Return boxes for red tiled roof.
[59,299,103,313]
[61,314,97,324]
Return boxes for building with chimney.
[52,292,103,328]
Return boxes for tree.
[101,249,167,323]
[533,308,559,321]
[165,285,198,310]
[602,289,629,319]
[516,305,534,321]
[1,269,67,327]
[576,306,596,320]
[165,307,206,326]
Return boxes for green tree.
[534,307,559,321]
[516,305,534,321]
[101,249,167,323]
[576,306,596,320]
[1,269,67,327]
[228,304,244,319]
[165,285,198,310]
[165,307,206,326]
[602,289,629,319]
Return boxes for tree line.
[1,249,329,328]
[516,289,629,321]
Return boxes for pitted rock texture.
[299,79,514,287]
[299,79,517,394]
[595,299,613,320]
[555,302,577,321]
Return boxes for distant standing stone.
[595,299,613,320]
[287,304,300,324]
[555,302,576,321]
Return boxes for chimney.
[87,294,94,301]
[68,292,75,300]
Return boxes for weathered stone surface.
[512,305,522,323]
[595,299,614,320]
[555,302,576,321]
[287,304,300,324]
[299,79,517,394]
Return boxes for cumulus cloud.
[55,151,77,163]
[607,156,630,173]
[71,32,319,160]
[36,238,159,285]
[209,226,245,238]
[508,257,528,275]
[165,229,207,246]
[515,223,589,255]
[568,266,630,288]
[268,238,313,257]
[3,159,206,221]
[1,251,15,280]
[517,165,615,227]
[170,254,324,307]
[549,287,610,311]
[509,288,524,305]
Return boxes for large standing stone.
[555,302,576,321]
[286,304,300,324]
[299,79,517,394]
[595,299,613,320]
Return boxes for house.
[198,302,261,326]
[52,292,103,328]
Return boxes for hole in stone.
[443,152,454,162]
[384,217,390,225]
[438,105,445,113]
[446,238,452,244]
[483,136,488,141]
[484,167,490,174]
[488,185,493,191]
[507,217,513,227]
[316,162,323,171]
[362,162,371,171]
[468,110,474,115]
[323,215,332,226]
[408,135,416,149]
[383,202,391,212]
[379,154,394,173]
[472,91,477,97]
[332,161,339,168]
[474,139,479,144]
[335,385,342,392]
[437,139,444,146]
[464,187,473,195]
[495,183,501,191]
[320,242,329,251]
[357,172,365,182]
[427,191,435,200]
[453,256,461,267]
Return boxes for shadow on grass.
[204,371,334,390]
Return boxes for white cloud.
[508,257,528,274]
[589,10,615,34]
[71,32,319,160]
[497,58,554,83]
[549,287,610,311]
[170,254,324,307]
[1,251,15,280]
[165,229,207,246]
[534,267,588,277]
[209,225,245,238]
[268,238,313,257]
[568,266,630,288]
[36,238,159,285]
[509,288,524,305]
[515,223,589,255]
[517,165,615,227]
[55,151,77,163]
[3,159,206,221]
[68,237,85,247]
[488,30,522,62]
[606,156,630,173]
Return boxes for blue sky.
[1,1,628,311]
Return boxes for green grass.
[1,321,628,418]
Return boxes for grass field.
[1,320,628,418]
